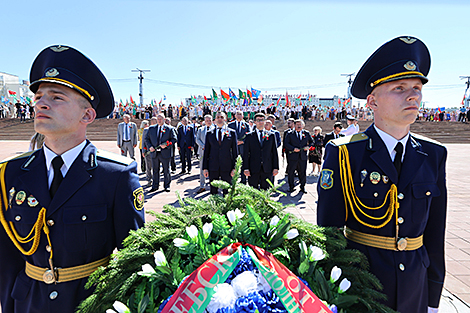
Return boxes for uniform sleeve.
[424,148,447,308]
[113,161,145,249]
[316,143,347,227]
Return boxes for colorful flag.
[247,88,252,99]
[220,89,230,101]
[229,88,237,100]
[212,88,218,100]
[238,89,246,99]
[276,97,281,107]
[285,91,289,106]
[204,95,207,101]
[163,95,166,100]
[158,99,162,105]
[130,95,135,105]
[251,88,261,98]
[296,94,302,100]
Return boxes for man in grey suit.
[144,113,177,192]
[195,114,213,193]
[117,114,138,159]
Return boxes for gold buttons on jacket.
[373,192,379,198]
[398,217,404,224]
[15,215,21,221]
[47,220,55,226]
[46,245,52,252]
[397,193,404,200]
[399,264,405,271]
[426,191,431,196]
[82,215,87,221]
[49,291,58,300]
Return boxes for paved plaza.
[0,140,469,312]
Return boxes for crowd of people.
[0,101,34,121]
[116,110,363,195]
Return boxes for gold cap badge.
[50,45,69,53]
[400,37,417,44]
[45,68,59,77]
[404,61,416,71]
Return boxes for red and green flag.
[212,88,218,100]
[220,89,230,101]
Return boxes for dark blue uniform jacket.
[317,125,447,312]
[0,141,145,313]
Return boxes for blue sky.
[3,0,470,109]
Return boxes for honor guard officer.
[0,45,145,313]
[317,36,447,313]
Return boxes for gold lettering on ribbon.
[197,263,220,288]
[181,281,208,309]
[299,292,316,306]
[287,276,301,293]
[169,298,191,313]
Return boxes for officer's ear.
[367,93,378,111]
[81,107,96,125]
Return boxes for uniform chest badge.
[9,187,15,205]
[320,169,334,190]
[27,195,39,207]
[369,172,381,185]
[15,191,26,205]
[133,187,144,211]
[360,169,367,187]
[382,176,389,184]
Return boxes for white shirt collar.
[44,140,87,179]
[373,125,408,162]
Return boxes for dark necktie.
[394,142,403,177]
[50,156,64,198]
[156,126,161,145]
[218,128,222,145]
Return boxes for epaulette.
[96,149,134,165]
[0,151,35,165]
[330,133,369,146]
[410,132,443,147]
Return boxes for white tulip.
[227,210,236,224]
[139,263,155,275]
[112,301,130,313]
[106,310,117,313]
[284,229,299,240]
[270,216,280,227]
[202,223,213,239]
[227,209,244,224]
[309,246,325,262]
[299,241,308,254]
[173,238,189,247]
[338,278,351,293]
[330,266,342,283]
[154,250,167,267]
[186,225,198,240]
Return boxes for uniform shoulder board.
[0,151,35,165]
[330,133,369,146]
[410,132,443,146]
[96,149,134,165]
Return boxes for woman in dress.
[308,126,324,176]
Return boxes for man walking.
[323,121,344,146]
[243,113,279,190]
[203,112,238,195]
[284,119,313,193]
[117,114,137,159]
[165,117,177,174]
[177,117,194,174]
[145,113,177,192]
[317,36,447,313]
[142,117,157,185]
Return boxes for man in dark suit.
[0,45,145,313]
[203,111,238,195]
[243,113,279,190]
[228,110,249,184]
[282,118,295,176]
[317,36,446,313]
[323,121,344,147]
[177,117,194,174]
[264,119,281,148]
[165,117,177,173]
[284,119,313,193]
[145,113,177,192]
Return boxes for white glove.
[428,307,438,313]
